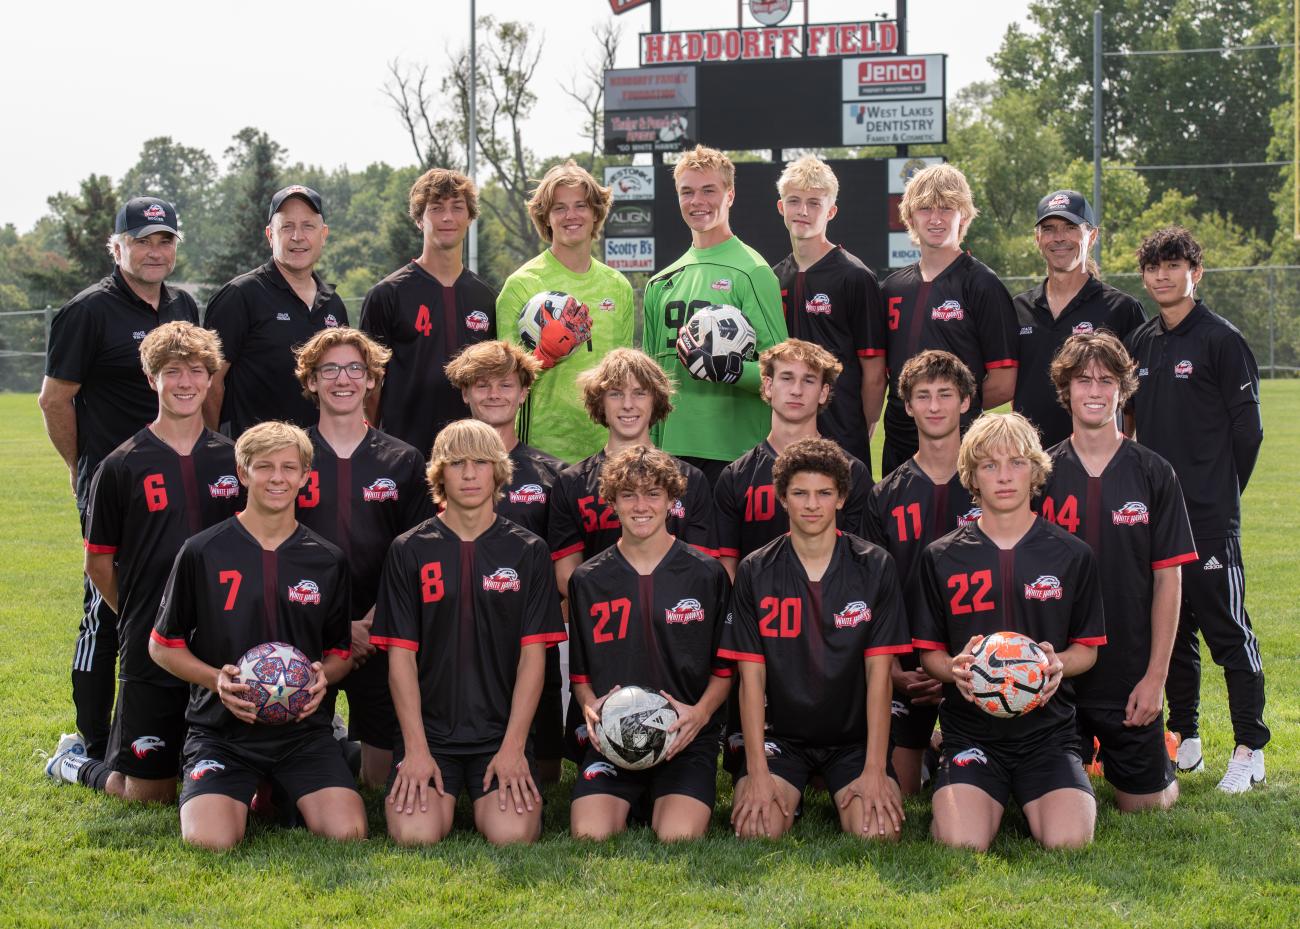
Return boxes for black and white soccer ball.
[596,685,678,770]
[968,631,1051,718]
[677,304,757,383]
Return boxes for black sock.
[76,758,112,792]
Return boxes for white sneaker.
[1217,746,1266,794]
[42,732,87,784]
[1174,734,1205,773]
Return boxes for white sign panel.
[888,232,921,268]
[605,166,656,201]
[887,156,945,194]
[605,237,656,273]
[842,99,944,146]
[842,54,945,101]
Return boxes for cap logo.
[1048,193,1071,208]
[142,204,167,221]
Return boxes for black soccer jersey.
[295,426,433,619]
[910,519,1106,745]
[1040,438,1197,707]
[151,518,351,741]
[359,262,498,457]
[863,458,978,589]
[773,246,884,464]
[85,428,242,686]
[879,253,1018,447]
[713,440,871,560]
[718,532,911,746]
[45,269,200,502]
[1124,302,1262,537]
[1014,277,1146,448]
[498,443,566,538]
[204,260,348,438]
[370,515,566,754]
[568,540,732,723]
[548,450,717,562]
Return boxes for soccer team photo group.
[32,137,1273,863]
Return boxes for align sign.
[641,20,899,64]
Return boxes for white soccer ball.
[595,685,678,770]
[679,304,757,381]
[516,290,574,352]
[968,631,1052,718]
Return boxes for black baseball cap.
[1036,189,1097,226]
[115,197,179,237]
[268,185,324,222]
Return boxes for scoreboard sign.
[839,55,945,146]
[842,55,944,100]
[640,19,899,64]
[605,66,696,110]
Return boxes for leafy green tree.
[46,173,118,286]
[205,128,283,287]
[118,137,218,280]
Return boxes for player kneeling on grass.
[1042,332,1195,812]
[911,413,1105,851]
[722,438,911,841]
[374,420,566,846]
[149,421,365,850]
[47,322,241,803]
[568,445,733,842]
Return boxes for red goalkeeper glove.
[534,297,592,369]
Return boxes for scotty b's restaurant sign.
[641,19,899,64]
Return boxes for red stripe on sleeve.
[570,673,592,684]
[985,358,1018,369]
[911,638,947,651]
[865,644,913,657]
[711,666,734,678]
[1070,635,1107,647]
[371,635,418,652]
[83,540,117,554]
[715,546,741,558]
[521,631,567,647]
[149,629,186,649]
[857,348,886,357]
[551,542,584,562]
[324,648,351,660]
[716,648,764,664]
[689,543,719,559]
[1152,552,1198,570]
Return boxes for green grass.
[2,388,1298,928]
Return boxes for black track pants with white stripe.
[1165,535,1269,750]
[72,505,118,760]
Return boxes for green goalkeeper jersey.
[644,235,787,462]
[495,249,635,464]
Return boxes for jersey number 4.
[1039,494,1080,534]
[414,304,433,337]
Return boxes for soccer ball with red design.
[596,685,678,770]
[236,641,315,725]
[968,631,1051,718]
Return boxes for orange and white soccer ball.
[968,631,1051,718]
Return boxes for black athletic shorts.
[178,728,357,808]
[1076,706,1176,796]
[389,745,540,803]
[934,724,1094,807]
[338,652,396,750]
[533,646,563,761]
[737,737,897,798]
[572,731,719,810]
[106,680,188,780]
[889,694,941,751]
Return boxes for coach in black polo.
[1013,191,1146,448]
[39,196,199,759]
[203,185,348,438]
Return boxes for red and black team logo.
[1072,321,1094,335]
[324,314,340,328]
[952,747,988,767]
[362,478,400,502]
[131,736,165,758]
[931,299,965,321]
[208,475,240,498]
[669,498,685,518]
[805,293,832,315]
[189,759,225,780]
[465,310,490,332]
[142,204,167,221]
[508,483,547,504]
[482,568,521,592]
[598,298,616,312]
[1048,193,1071,209]
[1024,575,1064,601]
[1174,360,1194,379]
[288,579,322,605]
[1111,501,1150,526]
[583,761,617,780]
[664,598,706,624]
[958,507,982,527]
[833,600,872,628]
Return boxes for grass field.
[1,388,1297,929]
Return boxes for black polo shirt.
[359,262,498,457]
[773,246,884,464]
[1013,276,1146,448]
[204,260,348,438]
[1124,302,1262,537]
[879,253,1018,449]
[45,268,199,503]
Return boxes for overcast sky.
[1,0,1030,231]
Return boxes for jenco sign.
[842,55,944,100]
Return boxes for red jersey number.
[420,562,445,602]
[948,570,995,615]
[144,473,168,512]
[758,596,802,638]
[891,502,922,541]
[744,484,777,522]
[887,296,903,331]
[591,598,632,644]
[218,570,242,611]
[577,495,620,533]
[414,303,433,337]
[297,471,320,508]
[1040,494,1080,534]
